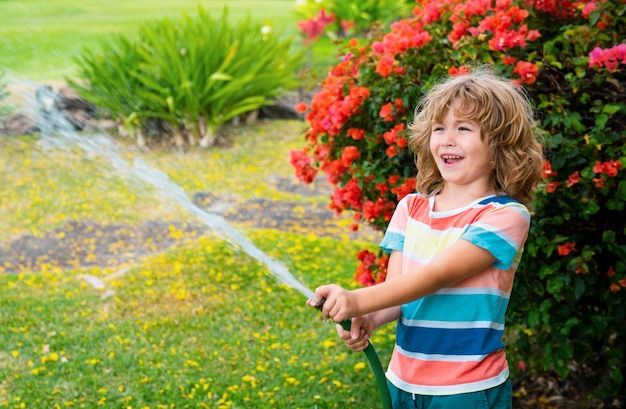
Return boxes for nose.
[439,130,456,147]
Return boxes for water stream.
[17,84,317,301]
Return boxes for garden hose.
[315,298,392,409]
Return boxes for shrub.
[292,0,626,398]
[69,6,304,147]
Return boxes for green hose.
[315,299,392,409]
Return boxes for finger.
[335,323,349,340]
[350,320,362,340]
[322,297,336,320]
[329,303,347,323]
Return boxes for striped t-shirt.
[379,193,530,395]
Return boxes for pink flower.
[588,45,626,73]
[297,9,335,43]
[581,2,596,18]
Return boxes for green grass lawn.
[1,230,394,408]
[0,120,394,408]
[0,0,340,82]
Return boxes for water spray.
[315,298,392,409]
[25,83,392,408]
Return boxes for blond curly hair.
[408,67,544,208]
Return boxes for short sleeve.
[379,195,412,254]
[461,203,531,270]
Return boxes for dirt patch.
[0,181,380,273]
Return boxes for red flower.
[592,177,605,189]
[501,55,517,65]
[295,102,308,113]
[375,182,389,195]
[379,102,394,120]
[513,61,539,84]
[341,146,361,166]
[593,160,604,173]
[391,178,417,200]
[388,175,401,185]
[355,266,374,287]
[567,171,580,187]
[347,127,365,141]
[606,266,615,278]
[290,149,317,184]
[542,160,557,179]
[557,242,577,256]
[448,65,471,76]
[376,55,396,77]
[593,159,623,177]
[605,160,622,177]
[386,145,398,158]
[546,181,561,193]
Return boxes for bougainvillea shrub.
[291,0,625,397]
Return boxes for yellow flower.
[353,362,366,371]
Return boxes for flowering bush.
[292,0,626,397]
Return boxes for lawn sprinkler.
[315,298,392,409]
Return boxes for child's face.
[429,106,492,191]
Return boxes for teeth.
[442,154,461,164]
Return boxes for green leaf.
[602,104,622,115]
[528,309,540,327]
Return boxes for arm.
[316,239,496,323]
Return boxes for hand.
[307,284,358,323]
[336,316,373,352]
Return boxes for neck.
[434,183,496,211]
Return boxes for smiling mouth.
[442,154,462,164]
